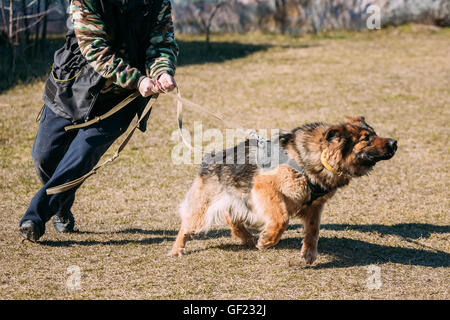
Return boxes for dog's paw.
[256,238,276,250]
[256,243,268,250]
[242,235,258,247]
[300,248,318,265]
[256,238,266,250]
[168,247,186,257]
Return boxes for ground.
[0,25,449,299]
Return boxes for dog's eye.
[361,135,371,142]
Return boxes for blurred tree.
[191,0,227,49]
[274,0,287,34]
[0,0,55,76]
[20,0,29,46]
[33,0,41,55]
[40,0,49,51]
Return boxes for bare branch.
[1,1,7,32]
[12,7,56,21]
[27,0,38,8]
[192,3,207,31]
[12,8,55,36]
[207,1,226,27]
[9,0,13,39]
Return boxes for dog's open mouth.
[358,151,396,166]
[358,139,397,166]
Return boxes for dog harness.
[255,138,331,205]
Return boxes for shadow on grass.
[276,236,450,269]
[207,223,450,268]
[0,39,65,93]
[319,223,450,239]
[39,227,230,247]
[40,235,175,247]
[74,227,231,237]
[288,222,449,268]
[39,223,449,268]
[75,228,179,236]
[0,39,275,93]
[176,40,271,66]
[0,37,318,92]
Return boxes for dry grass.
[0,25,449,299]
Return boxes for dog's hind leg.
[224,213,256,246]
[170,226,191,257]
[169,176,211,256]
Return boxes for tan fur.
[170,117,397,264]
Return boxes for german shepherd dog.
[170,116,397,264]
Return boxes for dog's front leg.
[300,201,325,264]
[224,214,257,246]
[252,183,289,250]
[257,220,288,250]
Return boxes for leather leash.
[45,83,342,195]
[46,92,157,195]
[64,91,141,131]
[168,88,267,151]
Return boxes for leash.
[45,82,341,195]
[168,90,344,176]
[45,84,266,195]
[46,93,157,195]
[168,88,268,151]
[63,91,141,131]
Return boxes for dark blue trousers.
[21,95,139,235]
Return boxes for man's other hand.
[138,74,176,97]
[158,73,177,93]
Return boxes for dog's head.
[321,116,397,177]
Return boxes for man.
[18,0,178,241]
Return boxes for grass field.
[0,25,449,299]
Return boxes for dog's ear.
[345,116,367,126]
[345,115,376,132]
[324,127,342,142]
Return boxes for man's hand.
[139,77,160,97]
[158,73,177,93]
[138,74,177,97]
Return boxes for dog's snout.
[388,139,397,152]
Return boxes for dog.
[170,116,397,264]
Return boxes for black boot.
[19,220,42,242]
[53,211,75,233]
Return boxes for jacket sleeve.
[70,0,143,90]
[145,0,179,80]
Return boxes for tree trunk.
[205,24,211,50]
[8,0,13,40]
[40,0,49,54]
[21,0,30,46]
[274,0,287,34]
[205,1,225,50]
[34,0,41,56]
[8,0,16,75]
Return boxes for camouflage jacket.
[43,0,178,125]
[70,0,178,92]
